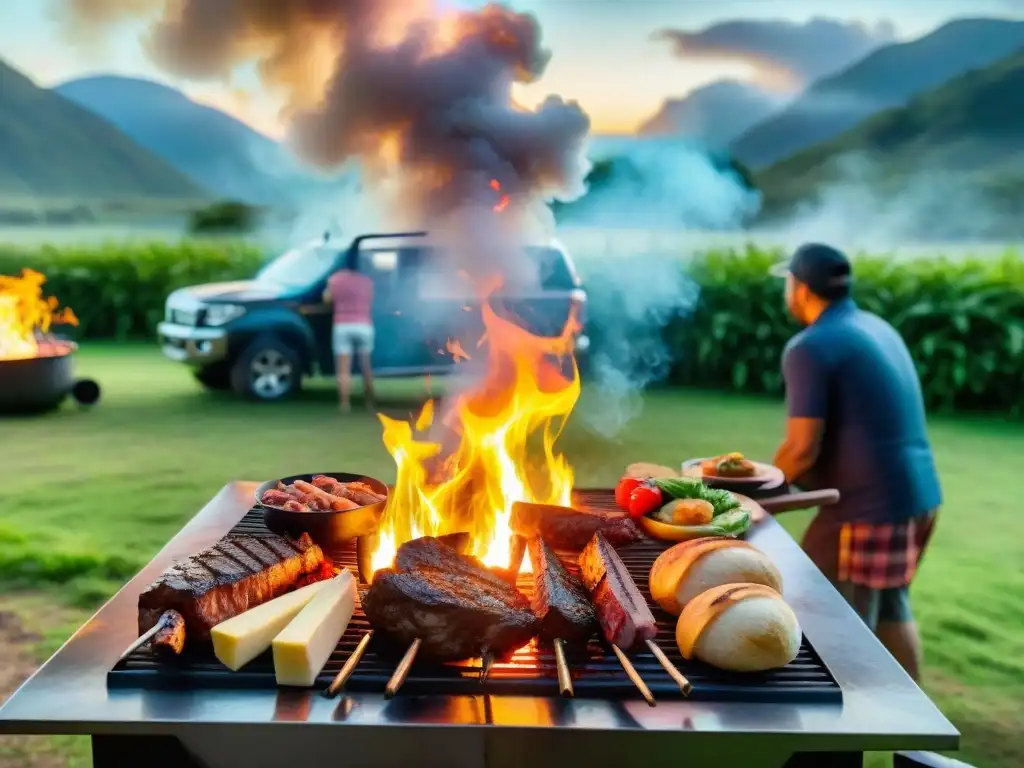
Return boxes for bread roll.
[625,462,678,480]
[648,537,782,616]
[675,583,800,672]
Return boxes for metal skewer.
[385,638,421,698]
[117,610,174,664]
[326,630,374,698]
[553,638,574,698]
[645,638,692,696]
[610,644,656,706]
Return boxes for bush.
[656,247,1024,413]
[0,241,264,340]
[188,200,260,234]
[2,241,1022,414]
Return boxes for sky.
[1,0,1020,135]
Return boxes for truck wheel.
[193,363,231,390]
[230,336,302,401]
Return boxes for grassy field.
[1,343,1022,767]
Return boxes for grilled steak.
[364,537,539,661]
[138,533,326,644]
[151,610,186,655]
[527,537,595,644]
[579,532,656,650]
[511,501,640,550]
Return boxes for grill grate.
[109,490,841,703]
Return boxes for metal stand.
[92,735,209,768]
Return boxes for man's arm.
[774,343,827,486]
[322,285,333,304]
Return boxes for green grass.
[1,343,1022,767]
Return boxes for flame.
[0,269,77,361]
[490,178,510,213]
[369,298,581,580]
[446,338,471,363]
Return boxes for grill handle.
[758,489,839,514]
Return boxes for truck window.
[526,247,578,290]
[257,245,340,288]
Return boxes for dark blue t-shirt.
[782,298,942,524]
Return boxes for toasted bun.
[675,583,800,672]
[648,538,782,616]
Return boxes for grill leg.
[783,752,863,768]
[92,734,209,768]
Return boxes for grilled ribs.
[363,537,539,661]
[138,532,326,645]
[511,501,640,550]
[527,537,596,645]
[579,532,656,650]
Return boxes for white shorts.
[332,323,374,355]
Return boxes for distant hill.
[638,80,787,148]
[755,50,1024,235]
[56,75,334,205]
[730,18,1024,169]
[0,59,205,202]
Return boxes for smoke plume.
[55,0,591,279]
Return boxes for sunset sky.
[1,0,1020,135]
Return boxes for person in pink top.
[323,251,376,412]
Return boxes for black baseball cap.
[770,243,852,299]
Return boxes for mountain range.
[4,15,1024,221]
[755,48,1024,221]
[637,80,787,148]
[0,58,203,202]
[55,76,340,205]
[730,18,1024,168]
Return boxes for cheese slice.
[272,569,357,687]
[211,580,330,671]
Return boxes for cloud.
[653,17,898,90]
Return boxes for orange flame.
[0,269,77,361]
[490,178,510,213]
[446,338,471,363]
[370,300,581,579]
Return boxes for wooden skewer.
[326,630,374,698]
[645,638,692,696]
[117,610,174,664]
[553,638,574,698]
[611,644,656,707]
[480,652,495,685]
[385,638,421,699]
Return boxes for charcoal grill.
[0,481,960,768]
[110,490,840,704]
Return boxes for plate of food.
[255,473,389,547]
[681,453,785,488]
[614,474,760,542]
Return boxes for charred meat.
[527,537,595,645]
[150,609,186,655]
[363,537,539,661]
[138,533,326,645]
[511,501,640,550]
[579,532,656,650]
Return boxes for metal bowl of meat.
[255,473,389,549]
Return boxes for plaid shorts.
[802,512,937,628]
[836,514,937,589]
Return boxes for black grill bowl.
[255,472,388,550]
[0,342,77,415]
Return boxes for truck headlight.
[203,304,246,326]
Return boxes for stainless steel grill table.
[0,482,959,768]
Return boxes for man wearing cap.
[769,243,941,682]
